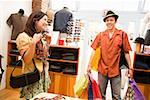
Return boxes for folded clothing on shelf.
[134,61,150,69]
[9,49,19,55]
[49,65,62,72]
[62,53,75,60]
[63,66,76,75]
[134,71,150,84]
[48,52,62,59]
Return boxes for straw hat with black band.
[103,10,119,22]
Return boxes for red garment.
[92,79,102,99]
[91,28,131,77]
[88,73,102,99]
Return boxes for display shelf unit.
[7,40,20,66]
[7,40,21,89]
[47,45,79,97]
[133,53,150,100]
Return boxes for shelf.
[136,52,150,56]
[134,52,150,85]
[8,54,20,57]
[134,68,150,72]
[48,45,79,97]
[47,58,78,63]
[8,40,16,44]
[50,44,79,49]
[49,71,76,76]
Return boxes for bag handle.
[10,51,37,77]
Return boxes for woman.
[16,11,51,99]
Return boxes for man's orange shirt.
[91,28,131,77]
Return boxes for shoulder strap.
[10,51,36,77]
[10,51,26,77]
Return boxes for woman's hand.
[45,33,51,45]
[42,32,51,45]
[32,33,43,44]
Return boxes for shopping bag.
[74,74,89,97]
[88,73,102,100]
[121,75,129,99]
[129,79,145,100]
[91,46,101,71]
[124,83,135,100]
[79,88,88,99]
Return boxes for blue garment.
[88,78,93,100]
[53,8,73,33]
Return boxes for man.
[88,10,133,99]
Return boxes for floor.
[0,82,128,100]
[0,89,20,100]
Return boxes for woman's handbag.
[91,46,101,71]
[10,52,40,88]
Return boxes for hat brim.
[134,37,145,44]
[103,14,118,22]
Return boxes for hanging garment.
[53,8,73,33]
[6,13,28,40]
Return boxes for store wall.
[0,0,32,90]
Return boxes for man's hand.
[87,65,91,73]
[128,69,133,79]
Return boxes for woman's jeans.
[98,72,121,100]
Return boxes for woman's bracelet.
[129,68,134,70]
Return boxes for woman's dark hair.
[24,11,47,37]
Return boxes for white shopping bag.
[121,75,129,99]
